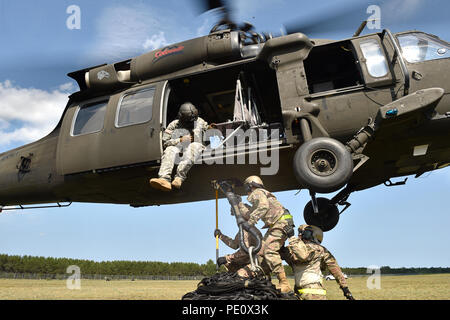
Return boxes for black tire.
[293,137,353,193]
[304,197,339,232]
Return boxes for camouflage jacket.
[220,227,263,253]
[162,117,208,149]
[241,188,287,228]
[219,227,263,264]
[282,236,348,288]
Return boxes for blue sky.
[0,0,449,268]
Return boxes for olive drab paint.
[0,26,450,232]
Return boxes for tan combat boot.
[171,177,183,190]
[277,270,293,293]
[150,178,172,192]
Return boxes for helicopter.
[0,0,450,232]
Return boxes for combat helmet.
[178,102,199,127]
[243,175,264,193]
[298,224,323,244]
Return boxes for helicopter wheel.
[293,137,353,194]
[303,197,339,232]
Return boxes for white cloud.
[58,82,76,92]
[143,31,169,51]
[0,81,68,150]
[90,4,181,62]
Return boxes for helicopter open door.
[56,82,164,175]
[163,61,284,150]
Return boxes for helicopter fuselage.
[0,29,449,209]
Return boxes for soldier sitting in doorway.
[150,102,213,191]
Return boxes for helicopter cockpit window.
[360,39,389,78]
[397,32,450,63]
[116,87,155,127]
[72,101,108,136]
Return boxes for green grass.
[315,274,450,300]
[0,274,448,300]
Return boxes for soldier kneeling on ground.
[280,224,355,300]
[215,202,265,278]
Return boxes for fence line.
[0,272,205,281]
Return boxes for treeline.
[316,266,450,277]
[0,254,448,277]
[0,254,220,277]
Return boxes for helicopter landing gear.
[293,137,354,194]
[303,191,340,232]
[303,187,353,232]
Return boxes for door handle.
[150,127,155,138]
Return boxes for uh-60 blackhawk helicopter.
[0,1,450,232]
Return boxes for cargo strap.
[297,288,327,295]
[215,187,219,272]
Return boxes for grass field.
[0,274,448,300]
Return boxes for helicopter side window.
[397,32,450,63]
[72,101,108,136]
[116,87,155,127]
[360,39,389,78]
[303,41,364,94]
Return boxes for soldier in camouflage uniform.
[214,207,264,278]
[150,102,210,192]
[239,176,295,293]
[281,224,354,300]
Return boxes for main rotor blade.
[194,0,225,13]
[207,0,224,10]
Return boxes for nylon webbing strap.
[297,288,327,295]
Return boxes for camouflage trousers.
[158,142,205,182]
[224,250,251,273]
[225,248,266,278]
[296,282,327,300]
[261,219,290,276]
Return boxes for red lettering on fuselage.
[153,46,185,61]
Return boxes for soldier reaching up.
[238,175,295,293]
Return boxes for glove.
[279,245,289,259]
[283,224,295,237]
[214,229,222,238]
[341,287,355,300]
[217,256,227,266]
[228,193,242,206]
[283,220,295,238]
